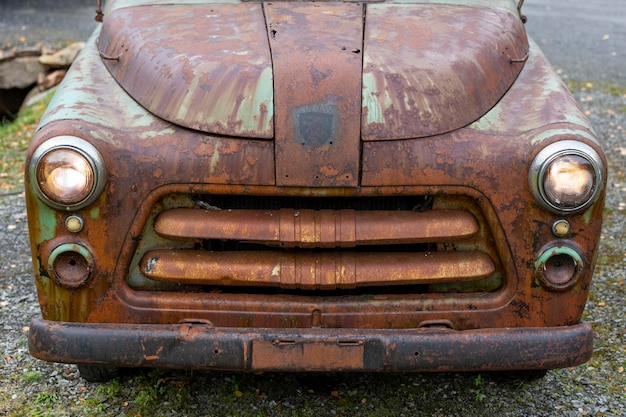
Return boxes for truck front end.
[26,0,605,380]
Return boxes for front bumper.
[28,318,593,372]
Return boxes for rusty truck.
[25,0,606,381]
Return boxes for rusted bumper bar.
[29,319,592,372]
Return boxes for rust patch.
[139,249,495,290]
[97,4,274,138]
[267,2,363,187]
[362,4,528,140]
[252,338,365,370]
[153,208,479,247]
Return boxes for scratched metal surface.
[97,3,274,138]
[361,3,528,140]
[267,2,363,187]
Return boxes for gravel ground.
[1,87,624,416]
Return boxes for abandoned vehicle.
[25,0,606,381]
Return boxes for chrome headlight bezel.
[29,136,107,211]
[529,140,603,214]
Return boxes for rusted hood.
[97,1,528,141]
[362,3,528,140]
[97,3,274,138]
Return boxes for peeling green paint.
[38,28,170,135]
[582,201,600,225]
[89,207,100,220]
[35,203,60,243]
[363,72,390,126]
[530,129,598,146]
[245,66,274,131]
[470,39,598,140]
[535,246,583,273]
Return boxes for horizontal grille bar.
[154,208,478,248]
[140,250,495,290]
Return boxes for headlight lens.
[30,136,106,210]
[37,149,94,205]
[543,154,595,208]
[529,140,603,214]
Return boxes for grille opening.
[202,240,434,252]
[128,192,504,294]
[192,194,433,212]
[196,283,432,296]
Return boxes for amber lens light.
[36,149,95,206]
[543,155,595,209]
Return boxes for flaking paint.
[24,0,606,373]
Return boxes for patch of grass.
[121,370,194,416]
[605,83,626,98]
[566,80,626,101]
[133,376,166,409]
[23,391,60,417]
[34,391,58,405]
[22,370,44,384]
[95,377,123,397]
[0,92,53,194]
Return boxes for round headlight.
[529,140,603,214]
[37,149,94,205]
[30,136,106,210]
[543,154,595,208]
